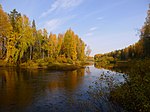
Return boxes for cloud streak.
[42,15,76,32]
[43,19,63,32]
[84,26,98,37]
[89,27,97,31]
[40,0,83,18]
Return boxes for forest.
[0,5,87,67]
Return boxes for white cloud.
[89,27,97,31]
[42,15,76,32]
[43,19,63,32]
[84,26,98,37]
[40,0,83,18]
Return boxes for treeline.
[94,6,150,62]
[0,5,86,64]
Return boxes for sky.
[0,0,149,56]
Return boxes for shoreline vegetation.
[0,59,93,70]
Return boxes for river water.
[0,65,125,112]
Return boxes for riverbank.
[20,61,82,71]
[0,59,92,71]
[99,58,150,111]
[93,58,150,111]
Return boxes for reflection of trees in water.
[94,62,114,69]
[1,74,6,87]
[94,62,128,73]
[48,68,85,91]
[0,68,35,109]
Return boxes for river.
[0,65,125,112]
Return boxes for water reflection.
[0,68,36,110]
[0,66,125,112]
[0,68,86,112]
[48,69,85,91]
[94,62,129,73]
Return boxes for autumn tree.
[29,19,37,60]
[48,33,57,58]
[76,37,85,60]
[41,28,48,59]
[56,33,63,57]
[0,5,12,58]
[63,29,78,60]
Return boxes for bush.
[56,56,67,63]
[20,60,39,68]
[110,59,150,112]
[44,57,54,63]
[67,58,73,64]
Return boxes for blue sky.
[0,0,149,56]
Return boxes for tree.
[56,33,63,57]
[63,29,72,58]
[48,33,57,58]
[16,15,35,62]
[41,28,48,59]
[76,37,85,60]
[141,6,150,57]
[70,34,77,60]
[0,6,12,58]
[8,9,21,32]
[63,29,77,60]
[6,15,35,63]
[29,19,37,60]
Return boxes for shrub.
[110,59,150,112]
[67,58,73,64]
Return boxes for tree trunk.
[42,50,44,59]
[30,45,32,60]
